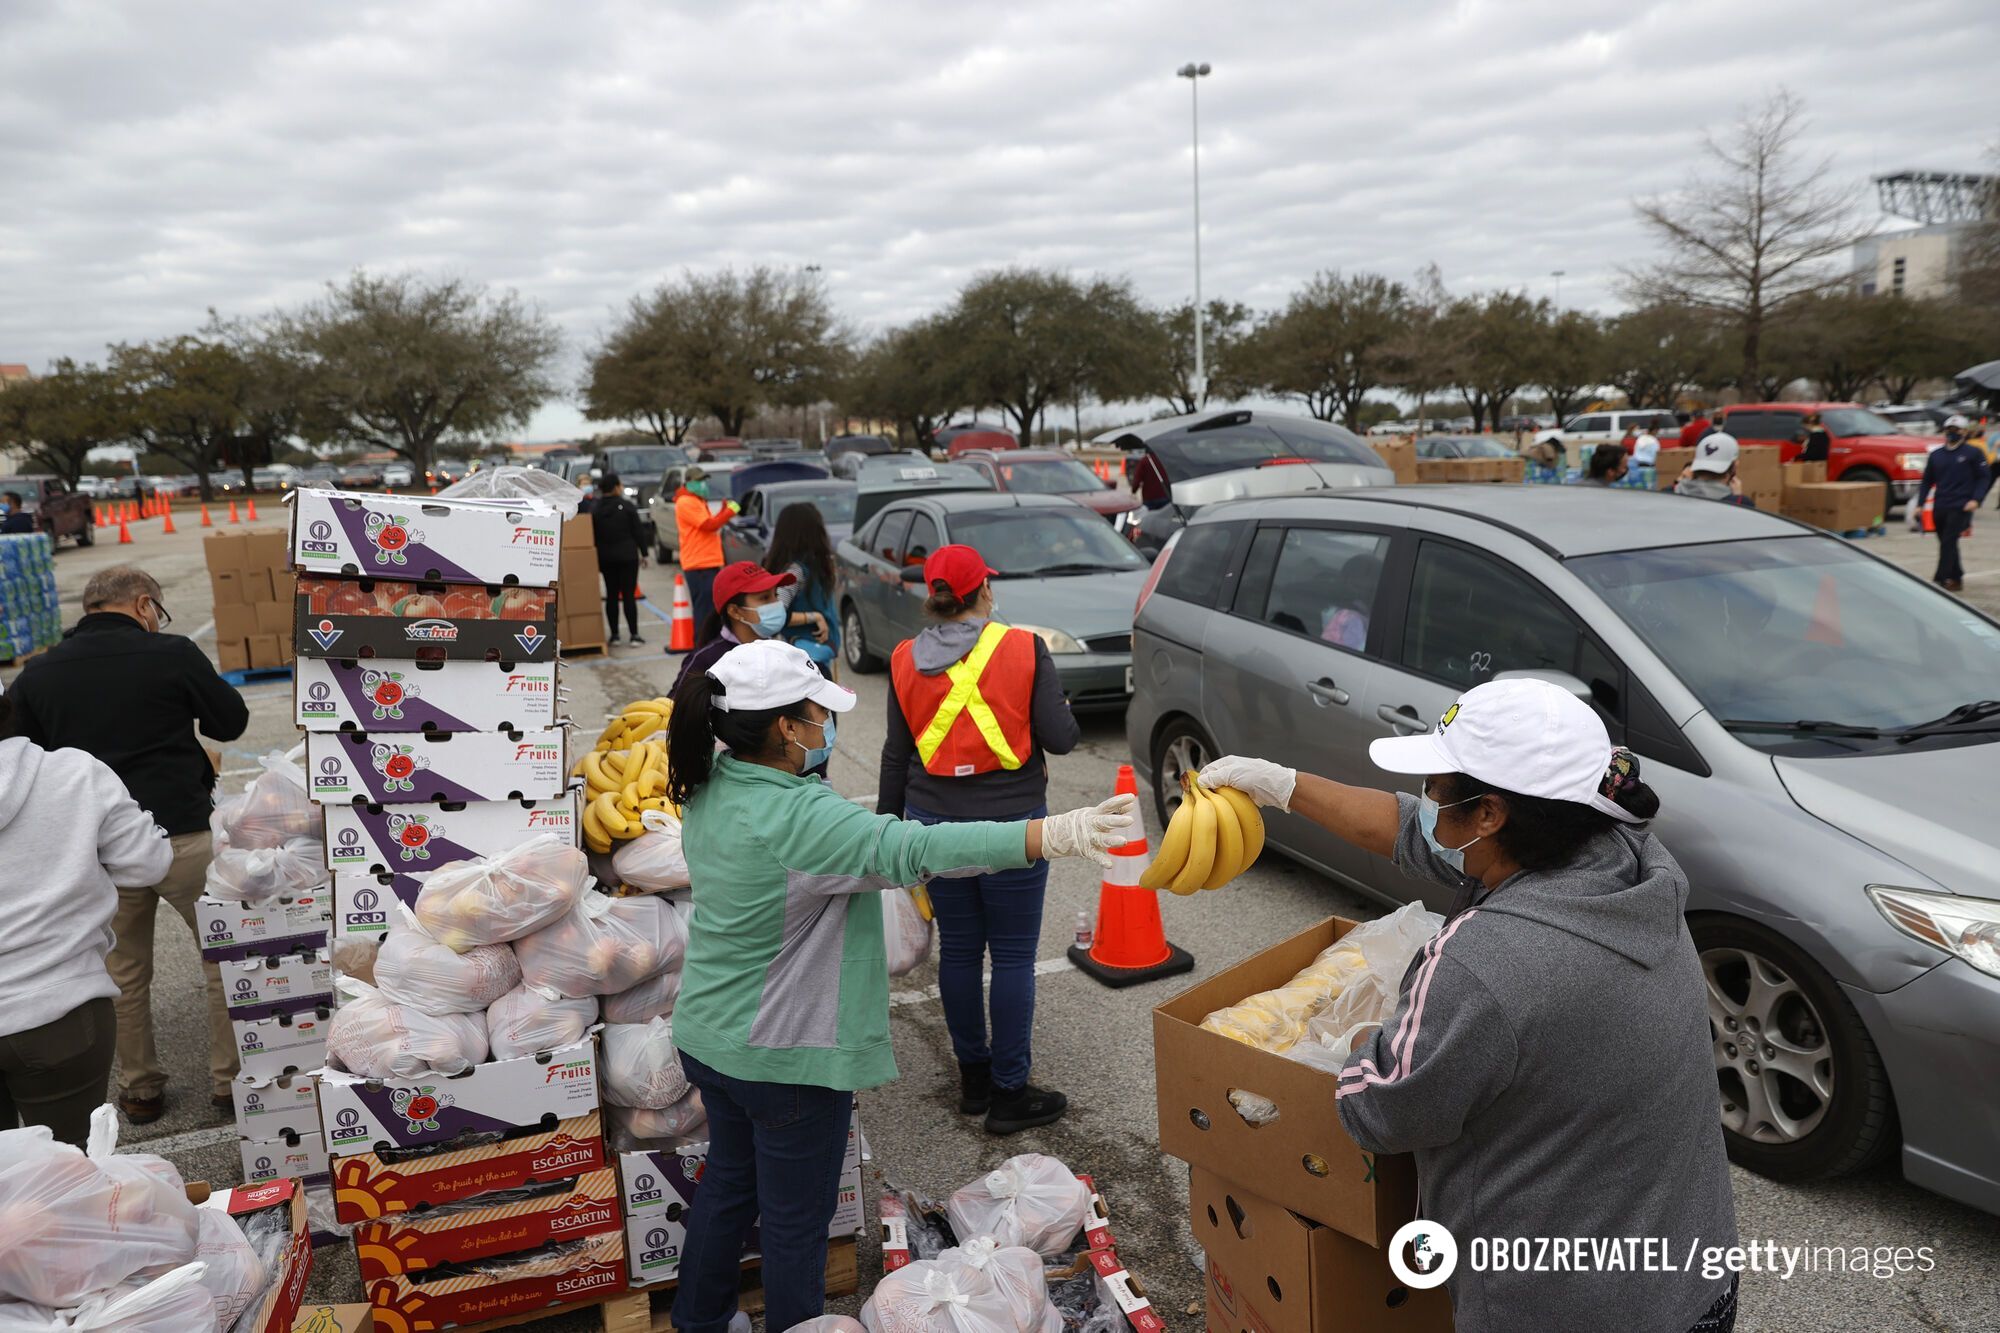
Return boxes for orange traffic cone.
[668,574,696,652]
[200,504,212,527]
[247,498,259,522]
[1919,497,1935,533]
[161,506,177,535]
[117,518,132,545]
[94,504,106,528]
[1069,763,1195,987]
[228,499,240,524]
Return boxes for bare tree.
[1626,89,1868,389]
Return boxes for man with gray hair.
[8,564,249,1124]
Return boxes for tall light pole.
[1177,62,1211,406]
[1551,269,1566,306]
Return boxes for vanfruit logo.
[300,518,340,559]
[403,618,459,642]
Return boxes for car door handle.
[1377,703,1426,731]
[1305,678,1350,707]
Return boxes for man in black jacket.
[7,565,249,1123]
[1916,415,1993,591]
[591,472,647,645]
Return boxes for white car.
[383,463,414,487]
[1367,420,1418,436]
[1558,408,1681,449]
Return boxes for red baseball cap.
[924,544,996,599]
[712,561,796,608]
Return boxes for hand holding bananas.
[1036,793,1140,867]
[1198,755,1297,811]
[1140,772,1267,894]
[577,697,679,854]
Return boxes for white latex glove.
[1199,756,1297,812]
[1040,793,1139,867]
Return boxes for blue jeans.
[903,801,1049,1090]
[683,565,717,637]
[672,1053,853,1333]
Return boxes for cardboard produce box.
[218,601,260,643]
[296,576,558,663]
[294,656,561,733]
[561,611,609,652]
[1155,917,1417,1247]
[306,726,569,805]
[1653,447,1693,490]
[327,1113,606,1224]
[198,891,334,961]
[321,1033,602,1155]
[222,948,335,1019]
[562,514,594,549]
[242,1129,329,1185]
[219,638,252,674]
[233,1006,331,1082]
[214,568,252,606]
[361,1231,625,1332]
[1781,460,1828,490]
[1368,440,1417,485]
[248,633,286,670]
[1782,481,1883,532]
[354,1168,622,1284]
[189,1179,315,1333]
[1412,459,1452,484]
[292,488,563,586]
[234,1070,326,1141]
[333,870,425,941]
[322,794,578,875]
[289,1306,373,1333]
[1735,443,1782,489]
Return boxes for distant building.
[1853,171,1998,300]
[0,364,30,389]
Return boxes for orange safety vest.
[891,622,1036,778]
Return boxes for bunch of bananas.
[576,698,678,853]
[1139,774,1264,895]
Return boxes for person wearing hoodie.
[0,687,174,1145]
[672,465,741,631]
[1201,678,1738,1333]
[877,544,1081,1135]
[1673,432,1755,508]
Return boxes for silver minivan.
[1128,484,2000,1215]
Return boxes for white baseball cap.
[1946,414,1971,431]
[1687,431,1739,474]
[708,639,856,715]
[1370,677,1639,822]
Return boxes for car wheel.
[842,601,883,673]
[657,542,675,564]
[1691,915,1896,1181]
[76,522,93,548]
[1150,717,1216,827]
[1840,466,1891,518]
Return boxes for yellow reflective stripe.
[912,622,1024,771]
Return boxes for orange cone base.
[1068,936,1194,989]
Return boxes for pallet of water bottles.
[0,531,61,661]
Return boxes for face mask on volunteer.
[687,480,709,497]
[790,715,836,769]
[1418,791,1483,873]
[752,602,787,638]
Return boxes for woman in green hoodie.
[661,638,1137,1333]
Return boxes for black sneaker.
[985,1083,1067,1136]
[608,634,621,644]
[958,1061,992,1116]
[629,634,647,645]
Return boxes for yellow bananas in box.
[1138,773,1264,894]
[574,697,679,853]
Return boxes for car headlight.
[1897,453,1931,473]
[1012,624,1085,655]
[1868,885,2000,978]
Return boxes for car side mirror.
[899,564,926,583]
[1493,668,1593,703]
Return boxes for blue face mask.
[751,601,788,638]
[1418,793,1483,873]
[791,715,836,770]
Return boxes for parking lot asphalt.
[6,504,1999,1331]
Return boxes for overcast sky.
[2,0,1993,439]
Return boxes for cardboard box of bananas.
[1139,774,1265,894]
[576,696,679,854]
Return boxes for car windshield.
[997,458,1104,493]
[605,448,685,472]
[1819,408,1904,438]
[1148,418,1379,482]
[774,490,857,525]
[950,509,1150,577]
[1572,536,2000,752]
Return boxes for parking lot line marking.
[127,1123,236,1155]
[890,956,1071,1008]
[190,618,214,640]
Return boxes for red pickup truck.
[1715,402,1940,508]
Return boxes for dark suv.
[0,475,93,547]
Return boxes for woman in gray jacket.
[0,688,173,1143]
[1204,676,1739,1333]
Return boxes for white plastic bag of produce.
[945,1155,1088,1260]
[0,1260,219,1333]
[373,905,521,1016]
[937,1237,1050,1332]
[600,961,681,1025]
[191,1207,266,1330]
[859,1260,1017,1333]
[413,833,589,949]
[435,465,584,517]
[325,979,488,1078]
[1289,900,1443,1074]
[486,983,598,1061]
[612,810,691,891]
[882,886,932,978]
[512,893,681,999]
[607,1091,705,1147]
[784,1318,867,1333]
[601,1018,689,1109]
[213,752,316,850]
[330,933,379,986]
[0,1109,202,1309]
[203,836,325,905]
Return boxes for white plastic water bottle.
[1074,909,1092,949]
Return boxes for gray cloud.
[2,0,1993,436]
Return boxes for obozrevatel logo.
[364,511,422,567]
[369,743,429,794]
[1388,1220,1458,1290]
[300,518,340,559]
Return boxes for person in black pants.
[1916,416,1993,592]
[590,472,647,644]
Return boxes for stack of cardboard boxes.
[1777,462,1885,532]
[1412,456,1527,484]
[1366,440,1417,485]
[1653,444,1782,511]
[217,943,335,1186]
[559,515,608,652]
[205,527,298,674]
[1155,919,1455,1333]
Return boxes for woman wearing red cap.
[670,560,827,697]
[878,543,1081,1134]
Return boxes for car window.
[1564,415,1605,434]
[1401,541,1582,688]
[872,510,912,565]
[901,513,940,566]
[1256,528,1390,652]
[1157,522,1239,607]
